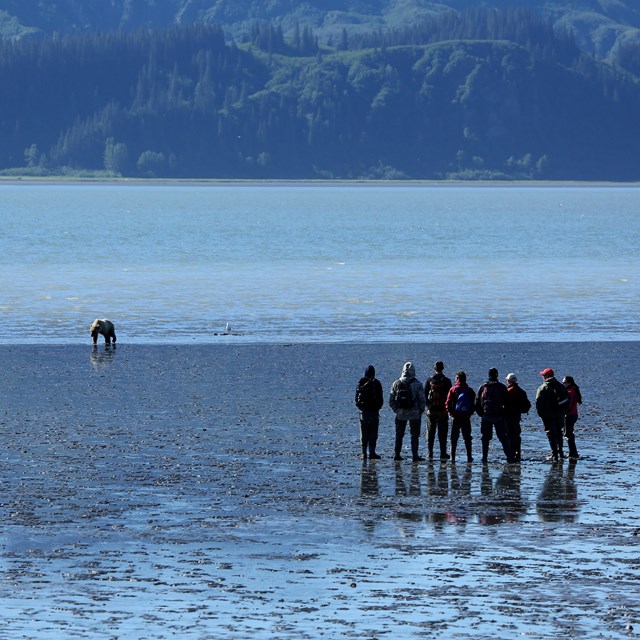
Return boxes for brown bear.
[90,318,117,346]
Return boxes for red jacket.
[446,383,476,418]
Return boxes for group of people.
[355,361,581,464]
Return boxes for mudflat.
[1,342,638,639]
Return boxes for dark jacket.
[536,376,569,418]
[505,383,531,417]
[475,379,508,417]
[425,372,452,414]
[355,365,384,413]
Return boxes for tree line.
[2,8,640,180]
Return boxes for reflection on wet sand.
[360,461,570,529]
[537,461,579,522]
[360,460,379,496]
[477,464,528,525]
[90,344,117,369]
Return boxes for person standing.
[536,367,570,461]
[389,362,427,462]
[425,360,453,460]
[562,375,582,460]
[445,371,476,463]
[475,367,514,463]
[355,365,384,460]
[504,373,531,463]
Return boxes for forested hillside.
[2,7,640,180]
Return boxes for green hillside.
[1,4,640,180]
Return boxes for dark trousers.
[564,414,579,458]
[360,411,379,456]
[451,415,473,461]
[395,418,421,459]
[480,416,512,462]
[427,410,449,457]
[542,413,565,459]
[505,415,522,461]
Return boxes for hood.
[401,361,416,380]
[364,365,375,379]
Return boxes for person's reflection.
[425,462,449,531]
[537,461,579,523]
[494,464,527,522]
[360,460,379,496]
[394,463,422,532]
[477,464,527,525]
[426,461,448,497]
[409,463,421,497]
[90,344,116,369]
[447,463,472,527]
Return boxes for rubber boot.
[439,423,450,460]
[394,432,404,461]
[481,439,489,463]
[567,435,579,460]
[427,422,435,459]
[465,440,473,463]
[450,434,458,462]
[546,432,559,461]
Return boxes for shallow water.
[1,343,639,639]
[1,183,639,343]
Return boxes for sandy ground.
[0,342,639,639]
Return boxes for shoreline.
[2,176,640,188]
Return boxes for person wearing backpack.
[535,368,570,462]
[475,367,515,464]
[425,361,453,460]
[389,362,427,462]
[445,371,476,463]
[504,373,531,463]
[562,375,582,461]
[355,365,384,460]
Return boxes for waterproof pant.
[427,410,449,458]
[542,413,565,460]
[505,415,522,462]
[395,418,421,460]
[359,411,379,458]
[564,414,579,459]
[451,415,473,462]
[480,415,513,462]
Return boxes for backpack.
[356,379,377,411]
[428,377,447,411]
[481,382,503,415]
[455,389,473,415]
[395,380,413,409]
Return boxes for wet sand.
[1,342,639,639]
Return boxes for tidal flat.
[0,342,639,639]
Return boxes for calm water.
[1,182,638,343]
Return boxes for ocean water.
[0,182,638,344]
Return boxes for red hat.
[539,368,554,377]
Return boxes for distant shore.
[2,176,640,188]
